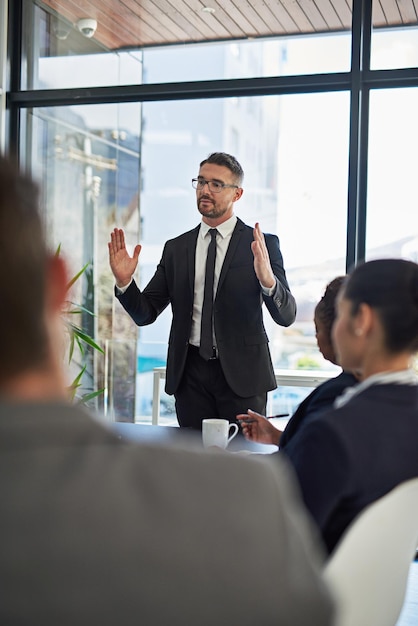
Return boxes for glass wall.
[22,2,351,90]
[366,87,418,262]
[23,102,142,420]
[137,89,349,421]
[141,32,352,84]
[6,0,418,421]
[371,26,418,71]
[21,2,143,90]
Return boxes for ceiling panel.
[39,0,418,50]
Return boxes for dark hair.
[315,276,345,340]
[344,258,418,353]
[0,155,49,381]
[200,152,244,185]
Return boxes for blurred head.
[314,276,345,365]
[0,155,67,387]
[333,259,418,373]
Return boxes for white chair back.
[324,477,418,626]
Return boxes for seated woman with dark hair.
[238,276,358,448]
[280,258,418,554]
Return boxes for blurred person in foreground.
[275,260,418,555]
[239,276,358,448]
[0,155,333,625]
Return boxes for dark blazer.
[282,383,418,554]
[280,371,358,448]
[117,218,296,397]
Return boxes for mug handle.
[227,422,239,443]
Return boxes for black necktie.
[199,228,218,360]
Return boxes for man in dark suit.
[109,152,296,428]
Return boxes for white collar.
[334,369,418,409]
[200,215,237,240]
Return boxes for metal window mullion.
[0,0,8,151]
[346,0,372,270]
[6,0,23,156]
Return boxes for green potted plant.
[58,245,105,403]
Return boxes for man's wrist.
[260,276,277,297]
[115,277,133,294]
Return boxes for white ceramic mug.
[202,418,239,449]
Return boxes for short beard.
[197,200,228,220]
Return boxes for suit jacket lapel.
[187,226,200,294]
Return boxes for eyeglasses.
[192,178,239,193]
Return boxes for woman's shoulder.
[313,371,357,400]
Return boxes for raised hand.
[251,222,275,290]
[108,228,141,288]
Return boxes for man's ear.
[233,187,244,202]
[45,254,69,314]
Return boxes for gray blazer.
[0,401,333,626]
[117,218,296,396]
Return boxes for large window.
[141,33,352,84]
[371,25,418,71]
[23,2,352,89]
[24,102,142,419]
[6,0,418,421]
[21,2,143,90]
[136,89,349,421]
[366,88,418,262]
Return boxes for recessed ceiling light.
[201,6,216,14]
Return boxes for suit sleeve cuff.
[261,277,278,298]
[115,277,133,295]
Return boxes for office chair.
[323,477,418,626]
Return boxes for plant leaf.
[72,328,104,353]
[78,388,105,403]
[66,262,90,290]
[66,303,96,317]
[59,246,104,404]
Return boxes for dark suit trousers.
[175,345,267,429]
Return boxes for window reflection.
[26,104,141,420]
